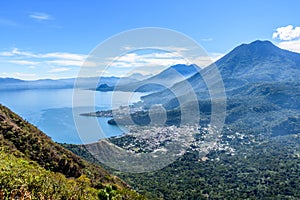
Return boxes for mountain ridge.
[141,40,300,106]
[214,40,300,82]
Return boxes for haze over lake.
[0,88,145,144]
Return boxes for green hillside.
[0,104,144,199]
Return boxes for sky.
[0,0,300,80]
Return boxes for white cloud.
[120,46,189,54]
[7,60,39,65]
[107,52,190,69]
[0,47,224,79]
[83,61,98,67]
[29,12,53,21]
[0,48,90,67]
[0,48,32,57]
[102,51,224,77]
[0,48,94,79]
[41,52,85,60]
[108,51,223,69]
[102,46,223,77]
[1,48,86,60]
[48,67,71,73]
[47,60,84,66]
[12,72,37,79]
[0,51,14,56]
[276,39,300,53]
[0,48,36,57]
[47,60,97,67]
[272,25,300,41]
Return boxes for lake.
[0,89,145,144]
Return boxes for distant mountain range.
[142,40,300,106]
[127,73,152,81]
[107,40,300,138]
[0,76,135,91]
[0,64,199,92]
[96,64,200,92]
[0,71,156,91]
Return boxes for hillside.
[65,131,300,199]
[0,104,144,199]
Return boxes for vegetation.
[66,131,300,199]
[66,81,300,199]
[0,104,145,199]
[116,135,300,199]
[0,149,98,199]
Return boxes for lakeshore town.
[107,123,257,161]
[82,106,258,161]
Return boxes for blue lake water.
[0,89,145,144]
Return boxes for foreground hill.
[0,104,144,199]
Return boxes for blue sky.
[0,0,300,80]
